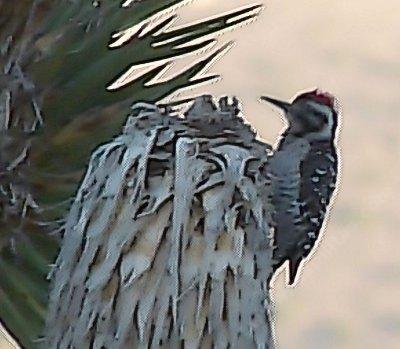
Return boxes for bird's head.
[260,89,338,141]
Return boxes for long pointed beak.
[260,96,291,112]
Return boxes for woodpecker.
[261,89,339,285]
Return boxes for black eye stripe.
[312,110,328,123]
[312,110,324,117]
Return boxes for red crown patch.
[294,89,335,109]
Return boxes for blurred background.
[177,0,400,348]
[1,0,399,348]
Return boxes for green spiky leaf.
[0,1,262,347]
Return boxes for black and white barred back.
[263,89,339,285]
[297,140,337,271]
[270,136,338,285]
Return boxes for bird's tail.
[288,257,302,286]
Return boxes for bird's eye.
[312,110,324,118]
[312,110,328,123]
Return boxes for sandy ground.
[2,0,399,348]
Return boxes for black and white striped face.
[260,91,338,141]
[287,99,336,139]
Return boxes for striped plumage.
[262,89,339,285]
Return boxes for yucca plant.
[0,1,262,347]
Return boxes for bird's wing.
[268,139,310,285]
[297,144,338,264]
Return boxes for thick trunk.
[45,96,275,348]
